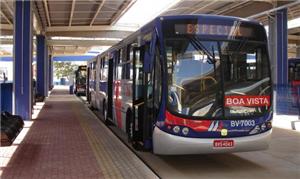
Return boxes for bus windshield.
[77,69,87,85]
[289,61,300,81]
[165,37,271,119]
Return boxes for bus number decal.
[231,120,255,127]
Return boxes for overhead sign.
[174,24,254,37]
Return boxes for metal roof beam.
[46,25,137,32]
[288,35,300,41]
[45,31,131,38]
[69,0,76,26]
[289,27,300,34]
[47,39,119,46]
[215,1,251,15]
[248,1,300,19]
[110,0,136,25]
[0,24,13,30]
[90,0,105,26]
[43,0,51,27]
[0,10,12,25]
[3,0,13,17]
[190,1,218,14]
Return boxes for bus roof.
[91,14,264,62]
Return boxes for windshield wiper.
[188,36,216,64]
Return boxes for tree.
[53,62,78,81]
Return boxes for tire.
[104,103,112,126]
[126,111,133,143]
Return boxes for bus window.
[102,59,108,81]
[222,42,271,117]
[166,40,222,117]
[133,48,142,100]
[295,64,300,80]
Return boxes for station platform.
[0,86,158,179]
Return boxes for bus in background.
[289,58,300,87]
[88,15,273,155]
[74,65,87,96]
[288,58,300,105]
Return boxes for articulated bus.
[74,65,87,96]
[88,15,273,155]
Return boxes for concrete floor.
[136,128,300,179]
[0,87,158,179]
[99,112,300,179]
[5,85,297,179]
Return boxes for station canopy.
[0,0,300,57]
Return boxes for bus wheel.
[104,104,112,126]
[126,110,141,150]
[126,111,133,143]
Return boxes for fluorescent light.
[288,17,300,29]
[116,0,180,27]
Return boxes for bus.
[289,58,300,87]
[74,65,87,96]
[288,58,300,105]
[88,15,273,155]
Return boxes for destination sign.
[224,95,271,107]
[174,24,254,37]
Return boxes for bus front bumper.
[153,126,272,155]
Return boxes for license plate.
[213,140,234,148]
[78,88,84,92]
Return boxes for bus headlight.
[173,126,180,133]
[249,125,260,135]
[182,127,189,135]
[261,123,266,131]
[266,121,272,129]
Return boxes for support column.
[36,35,48,97]
[268,8,288,114]
[276,8,288,86]
[45,45,49,96]
[13,0,33,120]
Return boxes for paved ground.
[1,85,299,179]
[0,87,158,179]
[133,127,300,179]
[95,108,300,179]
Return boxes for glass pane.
[166,38,222,117]
[222,41,271,117]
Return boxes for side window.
[115,50,122,80]
[117,64,122,80]
[102,58,108,81]
[99,57,102,80]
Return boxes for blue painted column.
[276,8,288,86]
[36,35,47,97]
[13,0,33,120]
[268,8,288,114]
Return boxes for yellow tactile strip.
[72,99,159,179]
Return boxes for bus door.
[132,47,144,143]
[132,44,156,149]
[107,58,114,122]
[87,66,90,102]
